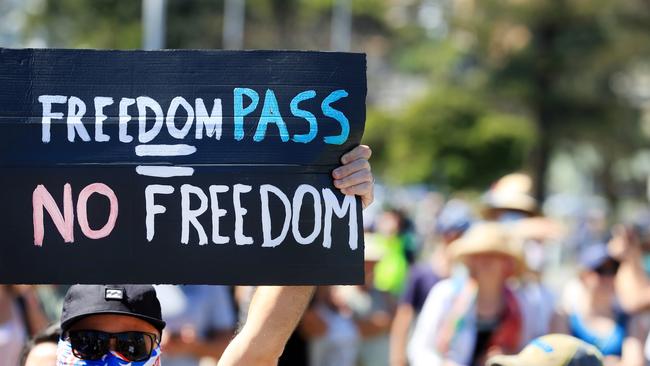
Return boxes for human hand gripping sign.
[332,144,374,209]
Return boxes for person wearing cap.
[55,145,375,366]
[389,198,473,366]
[57,284,165,365]
[407,222,534,366]
[554,244,647,366]
[485,334,604,366]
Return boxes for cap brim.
[61,310,166,333]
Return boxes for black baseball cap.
[61,285,166,333]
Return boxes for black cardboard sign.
[0,48,366,284]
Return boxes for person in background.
[20,323,60,366]
[608,218,650,363]
[408,222,532,366]
[389,198,473,366]
[338,234,396,366]
[483,172,558,342]
[373,209,413,296]
[609,219,650,313]
[0,285,49,366]
[156,285,237,366]
[486,334,604,366]
[300,286,360,366]
[554,244,647,366]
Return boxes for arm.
[616,252,650,313]
[389,303,415,366]
[407,281,454,366]
[610,226,650,313]
[217,286,315,366]
[390,267,422,366]
[299,306,328,339]
[298,287,328,339]
[356,310,393,338]
[218,145,374,366]
[619,314,649,366]
[12,285,49,336]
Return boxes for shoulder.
[423,277,463,306]
[408,263,436,282]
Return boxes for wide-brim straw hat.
[483,173,538,214]
[484,190,537,214]
[448,222,525,273]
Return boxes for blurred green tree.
[24,0,141,48]
[469,0,650,201]
[364,87,535,190]
[365,0,650,202]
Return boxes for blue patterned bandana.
[56,339,162,366]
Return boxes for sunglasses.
[65,330,159,362]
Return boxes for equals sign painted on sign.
[134,144,196,177]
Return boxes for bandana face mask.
[57,339,162,366]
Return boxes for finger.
[334,169,372,189]
[340,181,373,197]
[341,145,371,165]
[332,158,370,180]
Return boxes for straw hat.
[448,222,524,270]
[483,173,537,214]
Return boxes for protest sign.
[0,48,366,284]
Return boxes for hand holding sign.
[333,144,373,208]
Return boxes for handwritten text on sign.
[0,49,366,284]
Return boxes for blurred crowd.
[5,173,650,366]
